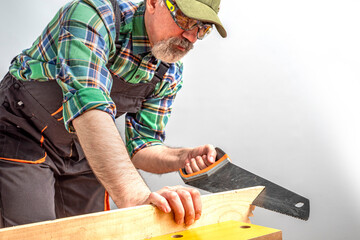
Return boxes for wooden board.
[151,220,282,240]
[0,186,264,240]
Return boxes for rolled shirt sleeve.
[55,1,117,132]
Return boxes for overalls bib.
[0,0,169,227]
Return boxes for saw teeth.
[269,207,309,221]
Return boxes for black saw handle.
[179,147,231,183]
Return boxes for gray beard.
[151,37,194,63]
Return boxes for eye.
[176,14,189,25]
[188,19,199,29]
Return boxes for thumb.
[206,146,217,164]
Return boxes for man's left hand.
[184,144,216,174]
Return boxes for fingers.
[188,187,202,220]
[185,161,193,174]
[204,144,217,164]
[186,144,217,170]
[192,144,216,164]
[185,154,213,174]
[197,155,209,168]
[177,188,202,225]
[164,190,186,225]
[146,192,171,213]
[152,186,202,226]
[190,157,201,172]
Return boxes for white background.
[1,1,359,239]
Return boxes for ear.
[146,0,158,14]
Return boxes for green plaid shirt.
[9,0,183,157]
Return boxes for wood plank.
[0,186,264,240]
[150,220,282,240]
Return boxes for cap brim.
[176,0,227,38]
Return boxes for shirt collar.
[132,3,152,55]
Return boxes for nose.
[182,27,198,43]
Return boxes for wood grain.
[0,186,264,240]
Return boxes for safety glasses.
[165,0,213,40]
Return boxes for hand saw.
[179,147,310,220]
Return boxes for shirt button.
[13,83,20,89]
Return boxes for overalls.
[0,0,169,227]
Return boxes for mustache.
[151,37,194,63]
[169,37,194,51]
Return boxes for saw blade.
[179,148,310,220]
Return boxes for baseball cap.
[175,0,227,38]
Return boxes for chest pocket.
[109,61,169,118]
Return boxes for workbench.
[0,186,281,240]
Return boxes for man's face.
[145,0,199,63]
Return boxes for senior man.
[0,0,226,227]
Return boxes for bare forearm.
[73,110,150,208]
[131,145,191,173]
[131,143,217,174]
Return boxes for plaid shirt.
[9,0,183,157]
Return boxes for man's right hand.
[144,186,202,226]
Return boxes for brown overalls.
[0,0,169,227]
